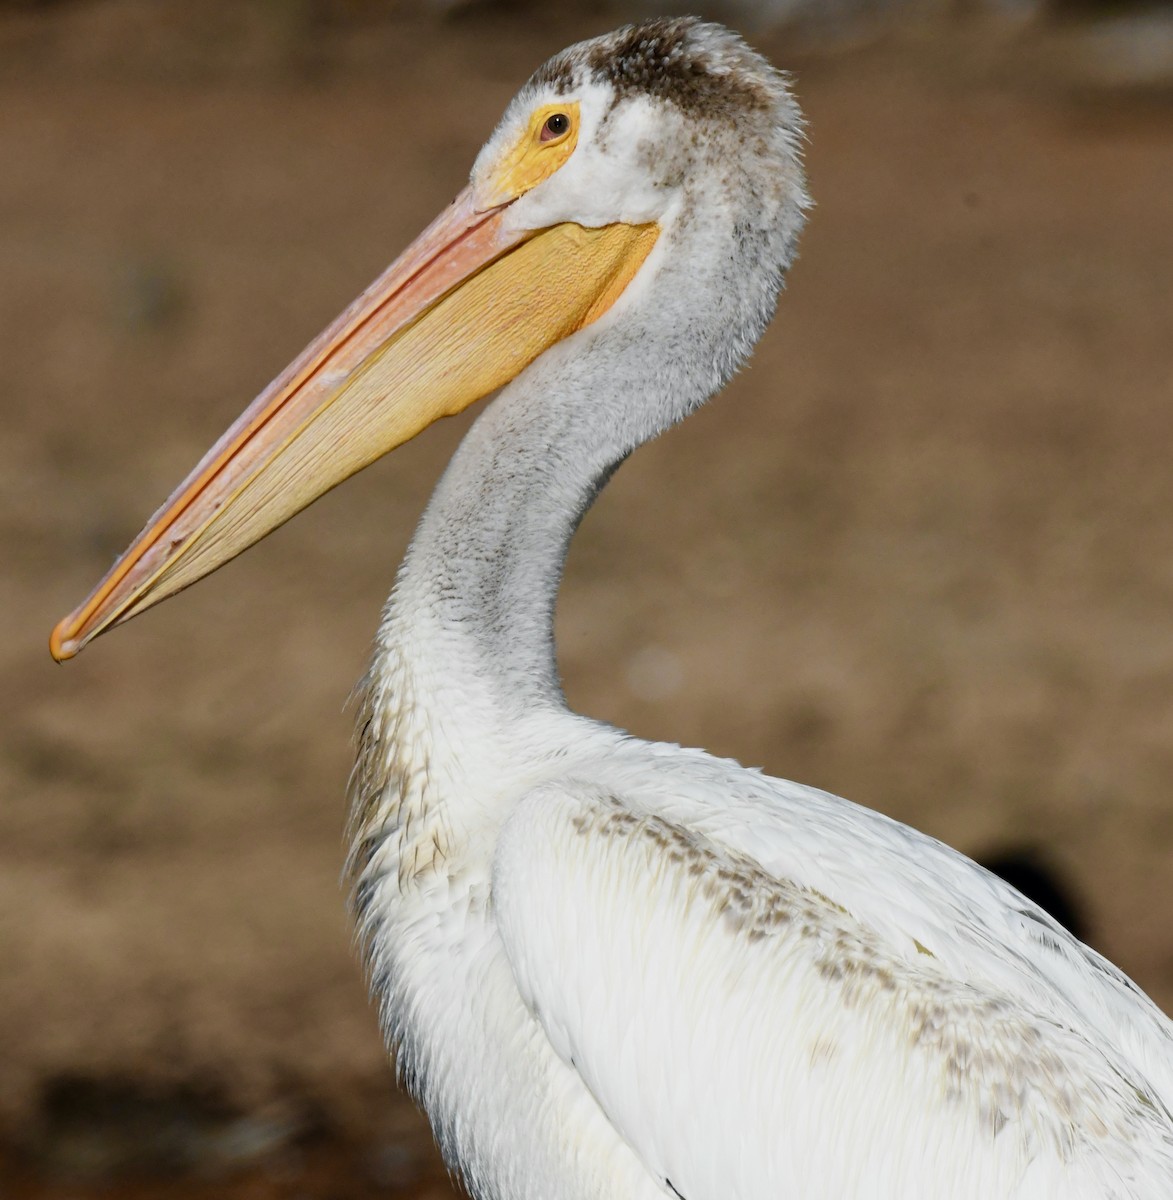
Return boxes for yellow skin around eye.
[488,101,581,205]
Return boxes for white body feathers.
[355,688,1173,1200]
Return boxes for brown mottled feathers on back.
[530,17,780,119]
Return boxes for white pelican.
[50,18,1173,1200]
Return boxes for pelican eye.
[490,102,579,201]
[540,112,571,143]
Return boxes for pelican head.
[50,17,808,661]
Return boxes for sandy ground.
[2,1,1172,1195]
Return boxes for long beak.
[50,187,658,661]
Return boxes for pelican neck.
[382,364,627,723]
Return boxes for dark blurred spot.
[116,258,187,334]
[1050,0,1153,14]
[32,1076,298,1181]
[976,844,1090,944]
[364,1138,433,1190]
[782,698,836,747]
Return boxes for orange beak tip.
[49,621,82,663]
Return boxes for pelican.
[50,18,1173,1199]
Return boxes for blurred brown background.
[2,0,1172,1195]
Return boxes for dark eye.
[541,112,570,142]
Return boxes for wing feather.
[491,757,1173,1200]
